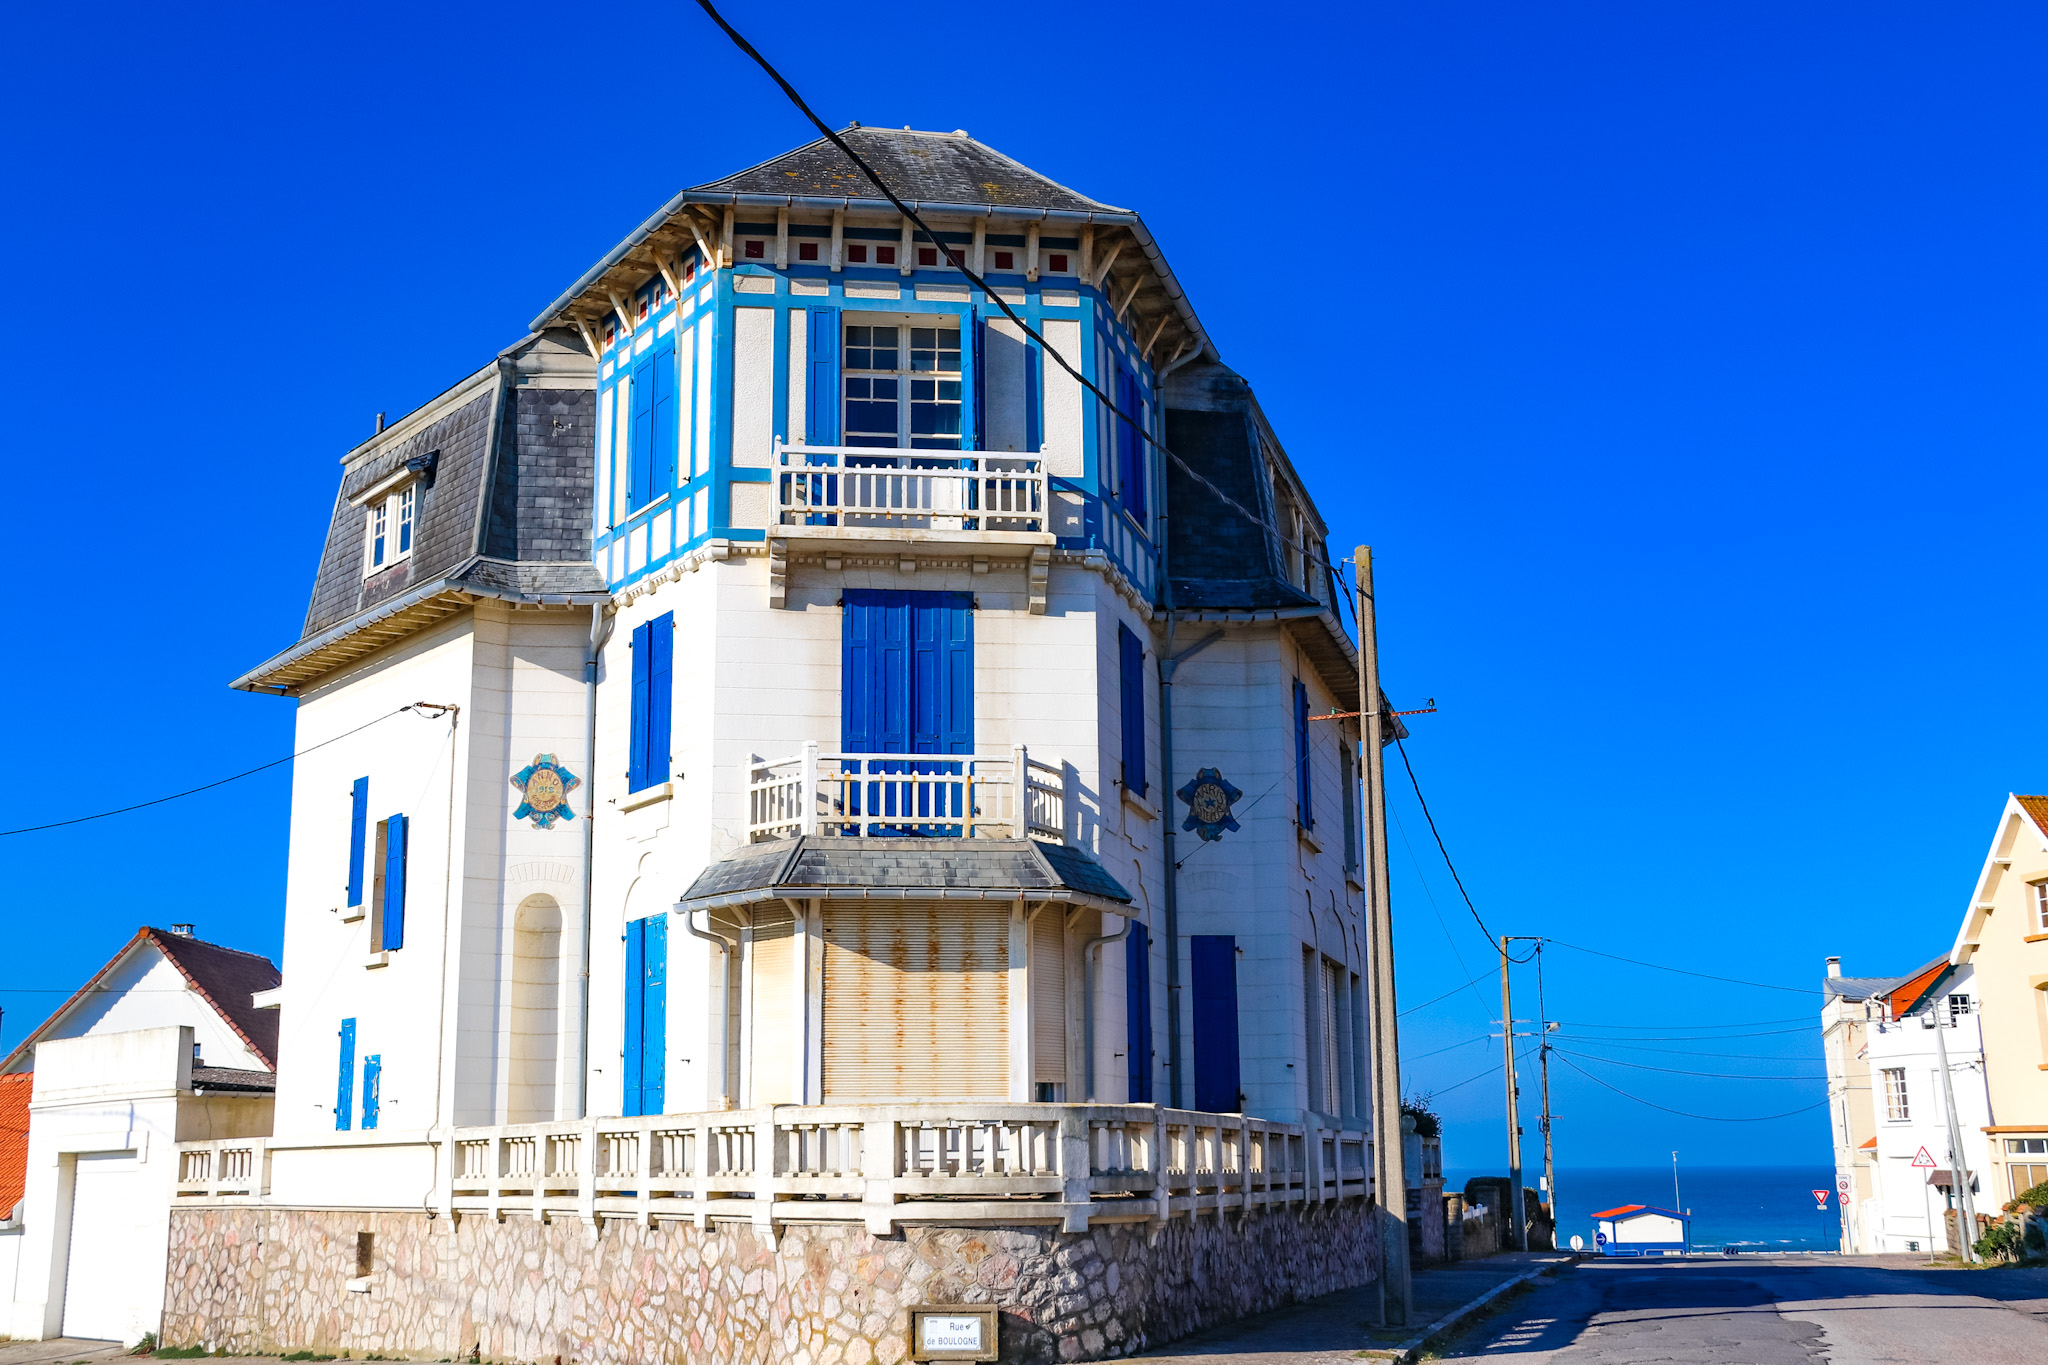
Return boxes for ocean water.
[1444,1164,1841,1253]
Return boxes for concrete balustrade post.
[1058,1109,1092,1233]
[800,742,819,836]
[861,1113,898,1235]
[754,1109,778,1228]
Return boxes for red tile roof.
[1593,1204,1648,1219]
[2016,794,2048,840]
[0,1072,29,1215]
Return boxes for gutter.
[527,196,1215,370]
[233,560,611,693]
[575,604,615,1119]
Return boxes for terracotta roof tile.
[0,1072,27,1214]
[2016,794,2048,840]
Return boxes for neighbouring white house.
[1592,1204,1690,1256]
[1,926,277,1345]
[163,127,1406,1365]
[1821,954,1993,1255]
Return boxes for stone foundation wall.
[163,1203,1380,1365]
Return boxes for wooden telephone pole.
[1355,547,1412,1325]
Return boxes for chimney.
[1826,956,1842,978]
[375,411,387,434]
[169,923,195,938]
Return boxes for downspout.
[677,904,741,1107]
[1152,341,1210,1111]
[1082,912,1135,1101]
[576,603,614,1118]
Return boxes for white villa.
[1822,955,1993,1255]
[164,128,1401,1364]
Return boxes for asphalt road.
[1433,1256,2048,1363]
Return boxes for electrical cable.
[1389,736,1500,953]
[689,0,1341,582]
[1399,967,1495,1017]
[1403,1035,1490,1063]
[1546,939,1822,997]
[0,704,429,837]
[1552,1052,1831,1123]
[1543,1026,1817,1042]
[1555,1049,1827,1082]
[1553,1015,1814,1030]
[1559,1039,1833,1061]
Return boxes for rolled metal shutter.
[821,903,1010,1101]
[750,909,799,1105]
[1032,912,1067,1086]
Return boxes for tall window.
[1117,624,1146,797]
[1882,1067,1910,1121]
[370,814,407,951]
[364,484,418,575]
[2034,880,2048,932]
[1294,679,1314,830]
[629,613,675,792]
[843,323,961,449]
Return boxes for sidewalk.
[1140,1252,1576,1365]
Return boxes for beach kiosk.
[1592,1204,1691,1256]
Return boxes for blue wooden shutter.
[335,1018,356,1132]
[1190,936,1241,1113]
[1125,923,1153,1103]
[651,339,678,496]
[381,814,408,949]
[971,311,987,451]
[629,355,655,509]
[1118,624,1146,797]
[910,592,974,756]
[628,620,652,791]
[346,777,368,908]
[1294,680,1313,830]
[807,308,839,444]
[623,919,646,1116]
[1115,368,1145,521]
[361,1055,381,1130]
[843,590,912,754]
[648,613,674,785]
[642,914,667,1115]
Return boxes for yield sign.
[1911,1146,1937,1169]
[1812,1189,1830,1209]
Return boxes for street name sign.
[911,1307,998,1362]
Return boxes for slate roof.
[1822,955,1949,1013]
[690,127,1122,213]
[680,838,1133,910]
[0,928,281,1075]
[190,1066,278,1092]
[239,331,607,692]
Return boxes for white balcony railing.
[174,1103,1371,1235]
[749,743,1067,842]
[774,443,1048,535]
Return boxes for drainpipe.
[1082,913,1135,1101]
[677,904,740,1107]
[1152,341,1210,1110]
[576,604,613,1119]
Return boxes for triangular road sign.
[1911,1146,1936,1169]
[1812,1189,1829,1208]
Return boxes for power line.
[0,705,432,838]
[1553,1015,1815,1030]
[1546,938,1821,997]
[1556,1049,1827,1082]
[1404,1035,1490,1063]
[1561,1039,1830,1061]
[689,0,1342,584]
[1390,736,1499,952]
[1552,1052,1831,1123]
[1400,968,1495,1017]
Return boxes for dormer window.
[364,483,416,575]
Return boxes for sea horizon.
[1444,1163,1841,1253]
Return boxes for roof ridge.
[146,927,274,964]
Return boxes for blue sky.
[4,2,2043,1169]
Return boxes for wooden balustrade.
[173,1104,1370,1234]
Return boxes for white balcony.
[174,1102,1372,1235]
[748,743,1068,843]
[774,443,1051,539]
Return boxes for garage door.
[821,904,1010,1101]
[63,1150,153,1342]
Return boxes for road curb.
[1357,1255,1584,1363]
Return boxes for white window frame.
[1882,1067,1910,1122]
[363,485,418,577]
[2034,879,2048,932]
[841,318,963,450]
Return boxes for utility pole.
[1355,547,1411,1325]
[1500,936,1528,1251]
[1535,941,1558,1241]
[1926,997,1980,1262]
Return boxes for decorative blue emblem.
[510,754,580,830]
[1178,767,1242,842]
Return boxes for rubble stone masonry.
[161,1203,1381,1364]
